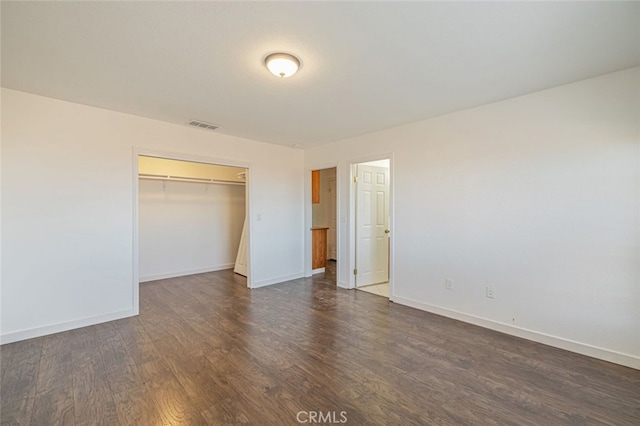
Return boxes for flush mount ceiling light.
[264,53,300,78]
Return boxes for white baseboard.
[337,280,351,289]
[312,267,325,274]
[0,309,136,345]
[140,263,235,282]
[251,272,304,289]
[393,296,640,370]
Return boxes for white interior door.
[355,164,390,287]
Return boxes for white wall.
[305,68,640,368]
[139,179,245,282]
[1,88,304,343]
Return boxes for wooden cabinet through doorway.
[311,227,328,270]
[312,170,320,204]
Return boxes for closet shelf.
[139,173,245,186]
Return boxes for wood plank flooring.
[2,264,639,425]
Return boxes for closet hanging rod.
[138,174,245,186]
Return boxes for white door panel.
[356,165,389,287]
[234,219,248,277]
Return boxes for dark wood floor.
[2,264,639,425]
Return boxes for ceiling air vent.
[186,119,219,131]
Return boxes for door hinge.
[353,176,358,183]
[353,268,358,275]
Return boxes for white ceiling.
[2,1,639,148]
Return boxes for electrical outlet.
[486,286,496,299]
[445,278,454,290]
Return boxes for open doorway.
[310,167,337,282]
[133,152,251,313]
[352,159,391,299]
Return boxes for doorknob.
[384,229,390,234]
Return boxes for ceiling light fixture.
[264,53,300,78]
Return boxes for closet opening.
[133,154,250,313]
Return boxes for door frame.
[305,163,339,279]
[349,154,394,300]
[133,148,253,315]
